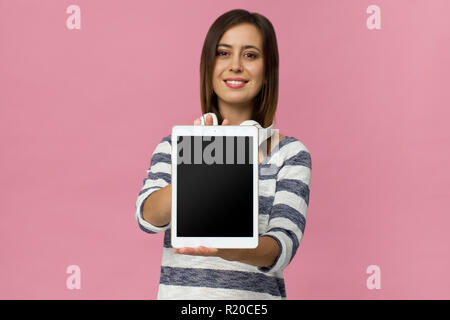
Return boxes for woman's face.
[212,23,264,109]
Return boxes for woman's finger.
[195,115,229,126]
[173,246,219,256]
[206,114,213,125]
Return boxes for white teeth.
[226,80,245,85]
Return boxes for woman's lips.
[224,80,247,89]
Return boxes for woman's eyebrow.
[217,43,262,53]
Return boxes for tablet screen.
[176,135,254,237]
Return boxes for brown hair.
[199,9,280,157]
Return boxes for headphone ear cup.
[239,120,270,146]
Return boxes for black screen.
[176,135,254,237]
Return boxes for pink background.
[1,0,449,299]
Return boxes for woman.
[135,9,312,300]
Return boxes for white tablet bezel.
[171,125,259,249]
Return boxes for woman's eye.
[216,51,258,59]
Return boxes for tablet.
[171,125,259,249]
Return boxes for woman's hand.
[194,114,230,126]
[173,246,244,262]
[173,237,281,268]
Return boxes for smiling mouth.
[223,80,249,83]
[224,80,248,88]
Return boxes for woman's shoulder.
[151,134,172,155]
[152,134,172,149]
[277,133,310,153]
[161,134,172,143]
[276,133,312,167]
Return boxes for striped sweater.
[135,134,312,300]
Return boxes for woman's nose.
[230,56,242,72]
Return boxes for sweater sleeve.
[135,134,172,234]
[259,143,312,274]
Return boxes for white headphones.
[200,112,274,146]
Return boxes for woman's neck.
[218,102,253,125]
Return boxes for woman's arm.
[218,236,280,268]
[136,135,172,234]
[142,184,172,227]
